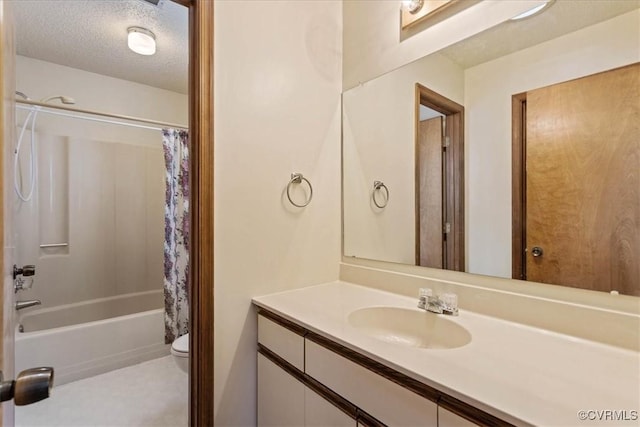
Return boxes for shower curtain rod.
[16,99,188,131]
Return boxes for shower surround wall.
[15,55,187,310]
[16,137,164,307]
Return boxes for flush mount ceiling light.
[127,27,156,56]
[511,0,555,21]
[401,0,424,14]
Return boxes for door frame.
[511,92,526,280]
[414,83,465,271]
[178,1,214,426]
[0,0,17,423]
[0,1,215,424]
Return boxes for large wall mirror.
[343,1,639,296]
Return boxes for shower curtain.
[163,128,190,344]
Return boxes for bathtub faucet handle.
[15,300,41,311]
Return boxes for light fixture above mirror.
[401,0,452,29]
[400,0,478,33]
[401,0,424,14]
[511,0,554,21]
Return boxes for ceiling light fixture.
[401,0,424,15]
[511,0,554,21]
[127,27,156,56]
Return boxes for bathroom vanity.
[253,282,639,426]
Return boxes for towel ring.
[372,181,389,208]
[286,173,313,208]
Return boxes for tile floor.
[15,356,188,427]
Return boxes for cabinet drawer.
[305,339,437,426]
[258,314,304,371]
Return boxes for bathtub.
[15,290,170,385]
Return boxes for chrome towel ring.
[372,181,389,208]
[286,173,313,208]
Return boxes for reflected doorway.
[415,84,465,271]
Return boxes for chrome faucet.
[15,300,41,311]
[426,295,459,316]
[418,288,458,316]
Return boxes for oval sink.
[348,307,471,349]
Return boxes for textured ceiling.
[440,0,640,69]
[13,0,188,94]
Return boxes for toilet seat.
[171,333,189,357]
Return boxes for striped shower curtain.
[163,128,190,344]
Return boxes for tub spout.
[15,300,41,311]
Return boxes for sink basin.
[348,307,471,349]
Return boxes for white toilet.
[171,333,189,373]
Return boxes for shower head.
[15,91,31,100]
[40,95,76,105]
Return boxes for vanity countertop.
[253,281,640,426]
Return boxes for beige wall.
[465,9,640,277]
[15,56,186,307]
[214,1,342,425]
[343,52,463,264]
[343,0,546,90]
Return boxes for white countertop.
[253,281,640,426]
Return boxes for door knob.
[531,246,544,257]
[0,367,54,405]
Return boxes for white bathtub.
[15,290,170,385]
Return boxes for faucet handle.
[418,288,432,309]
[440,293,459,316]
[419,288,432,298]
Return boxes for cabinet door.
[258,353,305,426]
[305,386,356,426]
[438,407,478,427]
[306,340,437,426]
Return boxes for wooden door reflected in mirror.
[512,63,640,296]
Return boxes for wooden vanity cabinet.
[257,309,504,427]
